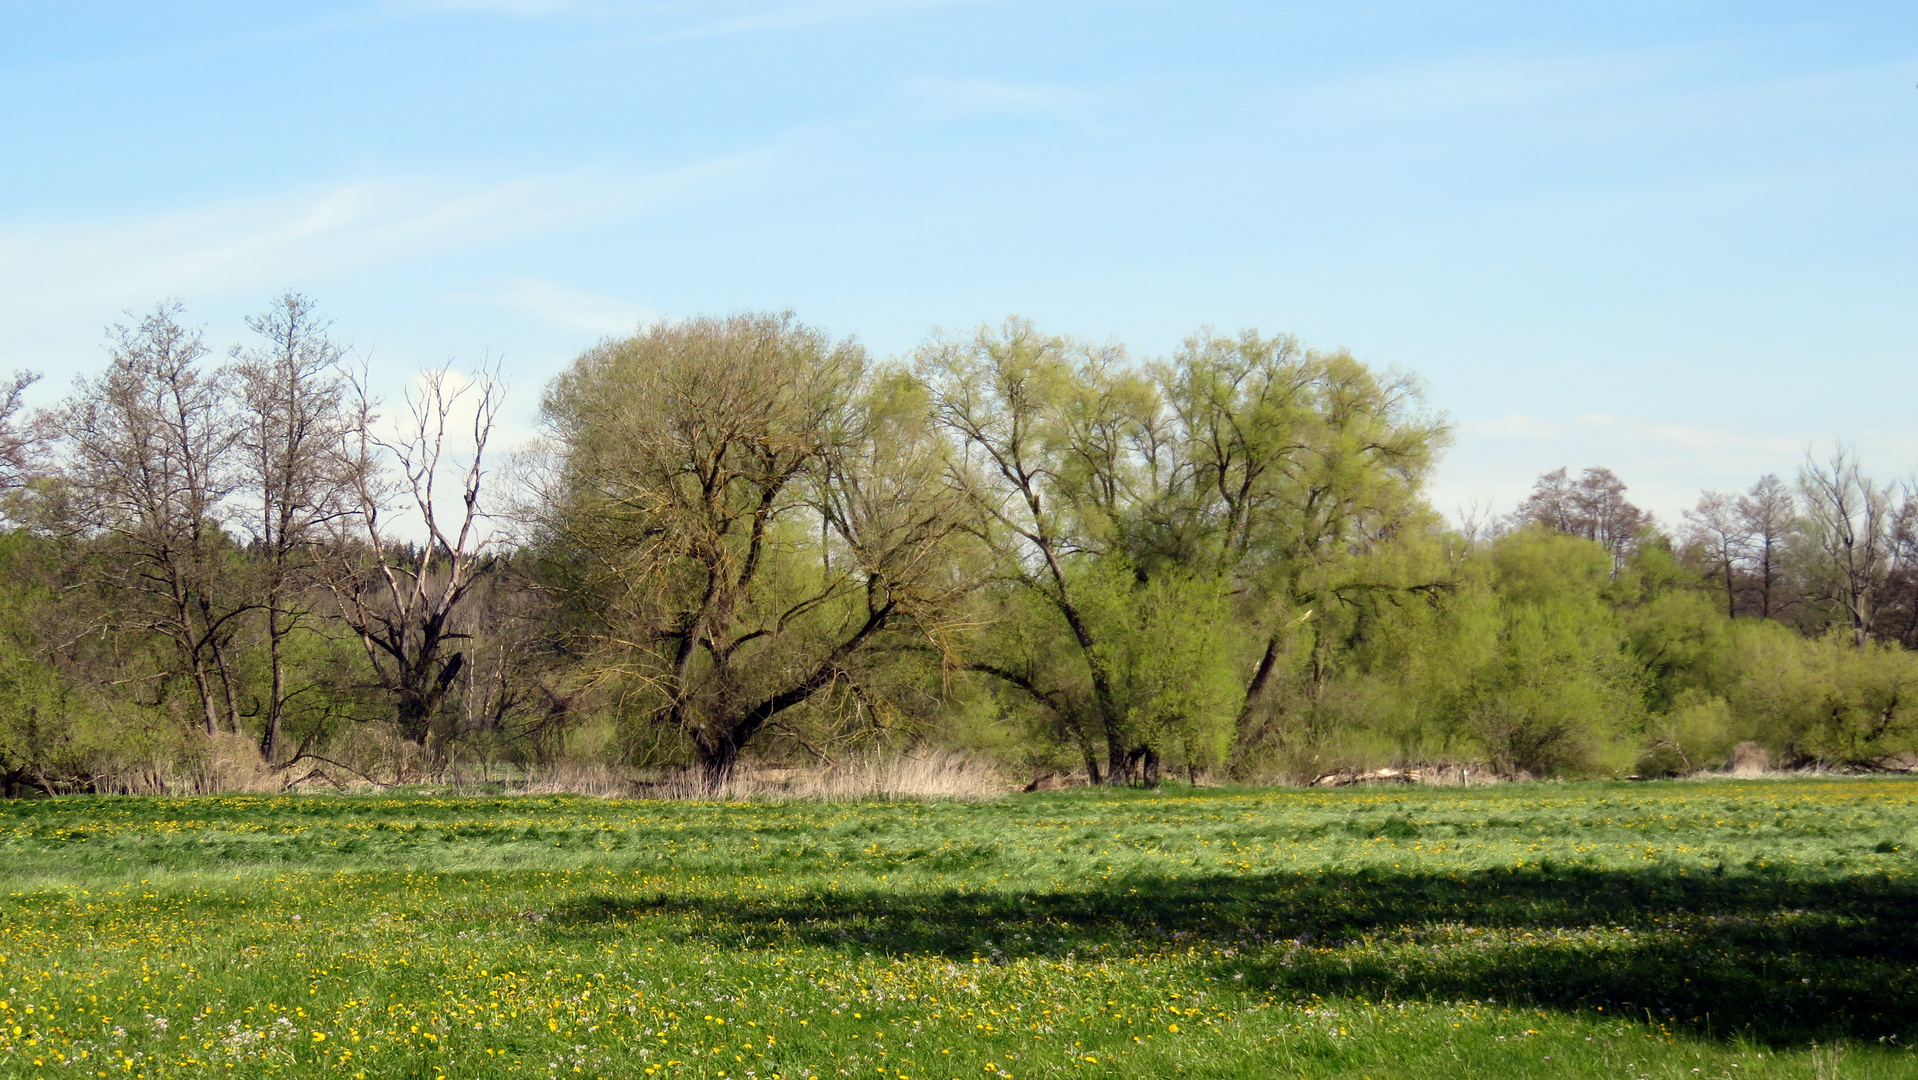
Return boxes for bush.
[1637,691,1741,776]
[1726,625,1918,766]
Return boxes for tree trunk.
[696,731,742,792]
[210,635,242,735]
[1104,734,1129,786]
[261,603,286,763]
[191,664,222,738]
[1125,744,1161,788]
[1045,585,1128,785]
[398,678,433,747]
[1235,633,1283,745]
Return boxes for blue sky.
[3,1,1914,522]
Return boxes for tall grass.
[89,734,282,795]
[524,748,1006,801]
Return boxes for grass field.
[0,779,1913,1080]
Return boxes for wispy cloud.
[0,152,766,368]
[1275,39,1915,161]
[496,278,659,337]
[1292,48,1696,122]
[902,76,1114,124]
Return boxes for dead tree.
[330,367,500,754]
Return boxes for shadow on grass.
[549,865,1917,1045]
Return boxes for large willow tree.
[536,314,972,785]
[922,319,1449,782]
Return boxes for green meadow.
[0,779,1913,1079]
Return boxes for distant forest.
[1,296,1914,795]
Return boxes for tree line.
[1,300,1914,794]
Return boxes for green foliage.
[1487,525,1613,606]
[1469,531,1639,774]
[929,320,1451,782]
[1243,530,1644,778]
[15,307,1918,787]
[536,314,975,781]
[1457,598,1641,776]
[0,532,98,791]
[1723,625,1918,766]
[1078,559,1242,770]
[1620,589,1733,713]
[1639,690,1740,775]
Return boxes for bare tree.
[1512,466,1580,535]
[1452,499,1500,550]
[330,367,500,754]
[1683,490,1749,618]
[1512,466,1652,572]
[230,292,360,763]
[56,303,246,736]
[1798,448,1892,646]
[0,369,40,505]
[1737,474,1796,621]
